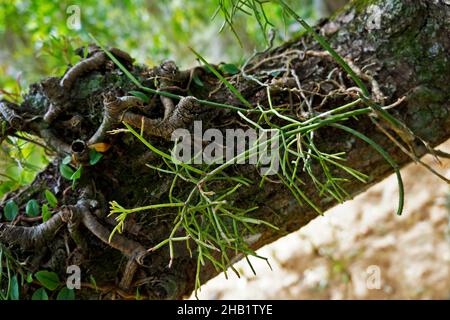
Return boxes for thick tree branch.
[0,208,71,249]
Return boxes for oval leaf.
[26,199,40,217]
[44,190,58,208]
[35,271,60,291]
[89,149,103,165]
[3,200,19,221]
[70,166,82,181]
[32,288,49,300]
[41,204,52,222]
[60,163,75,180]
[10,275,19,300]
[56,287,75,300]
[62,156,72,165]
[220,63,240,75]
[26,272,33,284]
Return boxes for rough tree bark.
[321,0,349,15]
[0,0,449,299]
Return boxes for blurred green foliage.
[0,0,318,198]
[0,135,49,196]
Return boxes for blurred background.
[0,0,449,299]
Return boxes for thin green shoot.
[331,123,404,216]
[189,47,252,108]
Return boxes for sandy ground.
[193,140,450,300]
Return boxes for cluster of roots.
[0,46,214,299]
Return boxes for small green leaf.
[70,166,83,189]
[56,287,75,300]
[26,272,33,284]
[89,149,103,165]
[32,288,49,300]
[42,204,52,222]
[10,275,19,300]
[35,271,60,291]
[26,199,40,217]
[3,200,19,221]
[71,166,82,181]
[44,190,58,208]
[219,63,240,75]
[60,163,75,180]
[62,156,72,165]
[129,90,149,103]
[192,74,204,87]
